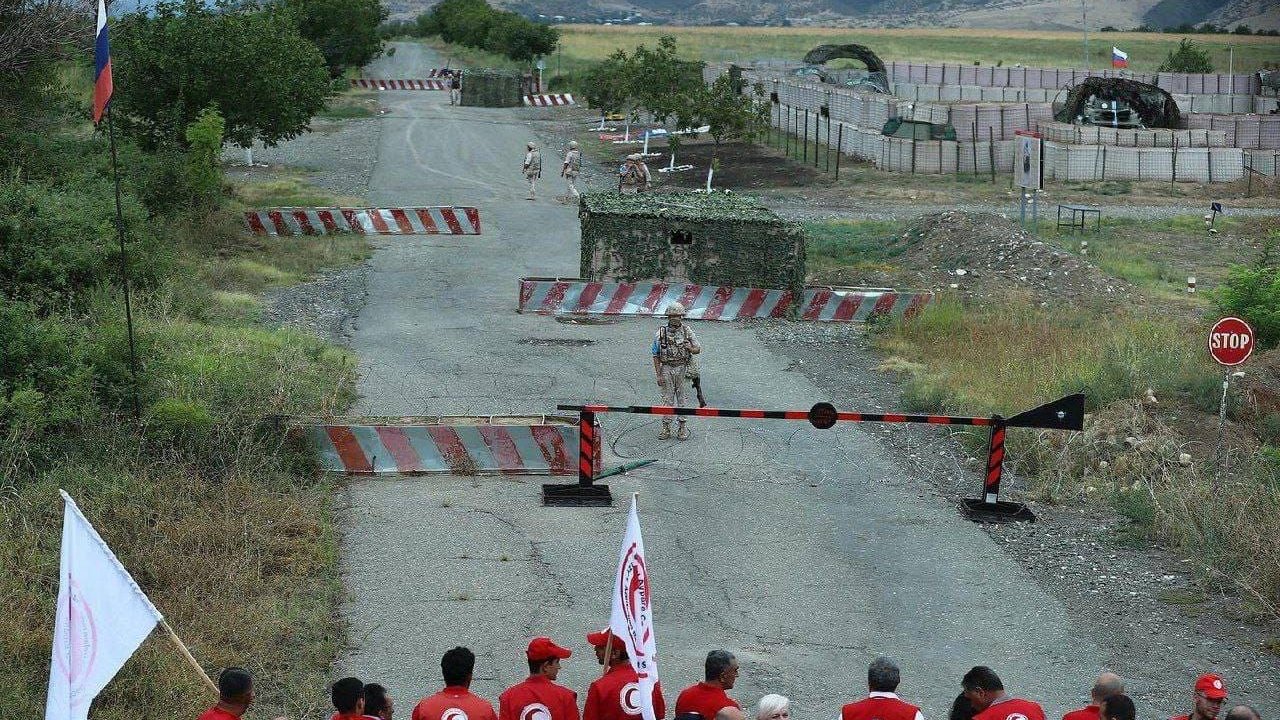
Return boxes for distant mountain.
[384,0,1279,31]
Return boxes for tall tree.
[697,74,768,157]
[113,0,331,150]
[288,0,388,78]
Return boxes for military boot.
[676,423,690,441]
[658,423,672,440]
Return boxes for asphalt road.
[335,43,1260,720]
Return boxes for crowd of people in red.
[196,631,1261,720]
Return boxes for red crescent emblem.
[620,683,642,715]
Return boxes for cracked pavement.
[330,42,1277,720]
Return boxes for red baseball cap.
[1195,674,1228,700]
[587,628,623,648]
[527,637,572,662]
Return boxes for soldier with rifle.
[652,303,703,440]
[523,141,542,200]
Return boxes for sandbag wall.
[891,82,1266,114]
[1184,114,1280,148]
[1035,120,1229,148]
[1041,144,1244,182]
[885,62,1261,95]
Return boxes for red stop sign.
[1208,317,1255,366]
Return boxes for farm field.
[553,25,1280,73]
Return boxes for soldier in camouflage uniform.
[560,140,582,202]
[651,302,701,440]
[523,141,542,200]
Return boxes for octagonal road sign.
[1208,316,1255,367]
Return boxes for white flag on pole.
[46,491,164,720]
[609,495,659,720]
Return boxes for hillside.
[384,0,1280,30]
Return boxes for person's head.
[528,142,537,150]
[332,677,365,716]
[705,650,739,689]
[961,667,1004,712]
[868,657,901,693]
[665,303,686,327]
[756,694,790,720]
[949,693,976,720]
[1191,674,1228,720]
[442,647,476,688]
[569,141,579,150]
[587,629,627,665]
[526,637,572,680]
[218,667,254,709]
[365,683,393,720]
[1224,706,1261,720]
[1100,695,1135,720]
[1090,673,1124,705]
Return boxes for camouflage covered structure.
[578,192,806,302]
[461,68,523,107]
[1055,77,1182,129]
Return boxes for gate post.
[543,408,613,506]
[961,416,1035,521]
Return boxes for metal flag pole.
[106,104,142,419]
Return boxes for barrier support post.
[542,409,613,506]
[960,417,1033,521]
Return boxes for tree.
[696,74,768,157]
[288,0,388,78]
[1157,38,1214,73]
[583,49,639,119]
[113,0,331,150]
[483,11,557,61]
[0,0,85,125]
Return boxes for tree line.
[1101,24,1280,37]
[380,0,558,63]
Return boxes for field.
[553,25,1280,73]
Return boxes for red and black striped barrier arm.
[558,394,1084,516]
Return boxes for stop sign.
[1208,317,1255,366]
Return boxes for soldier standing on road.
[523,142,542,201]
[652,303,700,440]
[449,71,461,105]
[561,141,582,203]
[619,154,651,194]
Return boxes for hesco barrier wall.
[1041,144,1244,182]
[1246,149,1280,175]
[891,82,1266,114]
[1035,120,1229,148]
[884,62,1261,95]
[1185,114,1280,148]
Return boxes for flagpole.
[105,104,142,419]
[159,618,220,695]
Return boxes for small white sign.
[1014,130,1042,191]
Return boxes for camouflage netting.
[578,192,806,304]
[1055,77,1182,129]
[461,68,522,108]
[802,43,889,93]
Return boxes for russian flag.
[93,0,113,125]
[1111,47,1129,69]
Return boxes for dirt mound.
[899,211,1130,304]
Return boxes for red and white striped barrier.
[517,278,931,322]
[351,78,446,90]
[245,207,480,236]
[304,418,596,475]
[524,93,575,107]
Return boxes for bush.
[288,0,387,77]
[1215,239,1280,350]
[416,0,557,63]
[183,105,226,215]
[1158,38,1214,73]
[144,397,214,443]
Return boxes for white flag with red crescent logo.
[610,495,659,720]
[45,491,164,720]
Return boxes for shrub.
[1158,39,1214,73]
[1215,239,1280,350]
[417,0,557,63]
[288,0,388,77]
[183,105,227,215]
[144,397,214,443]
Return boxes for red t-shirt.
[584,662,667,720]
[674,683,739,720]
[333,714,366,720]
[1063,706,1100,720]
[413,686,499,720]
[1171,715,1191,720]
[974,698,1046,720]
[500,675,581,720]
[841,694,920,720]
[198,708,240,720]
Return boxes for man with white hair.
[561,141,582,202]
[840,657,925,720]
[523,142,542,200]
[652,302,701,440]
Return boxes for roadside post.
[1208,316,1255,483]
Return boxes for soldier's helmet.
[665,303,687,316]
[528,141,537,150]
[569,141,579,149]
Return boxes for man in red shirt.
[839,657,924,720]
[412,647,499,720]
[199,667,256,720]
[1170,674,1228,720]
[1101,695,1135,720]
[583,629,667,720]
[333,677,368,720]
[500,637,580,720]
[365,683,395,720]
[961,666,1046,720]
[1063,673,1124,720]
[674,651,744,720]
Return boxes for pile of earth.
[824,211,1131,305]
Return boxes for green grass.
[232,173,364,207]
[804,219,906,273]
[555,25,1280,73]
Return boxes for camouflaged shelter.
[460,68,523,107]
[578,192,806,302]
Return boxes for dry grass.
[556,25,1280,72]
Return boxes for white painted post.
[245,146,253,166]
